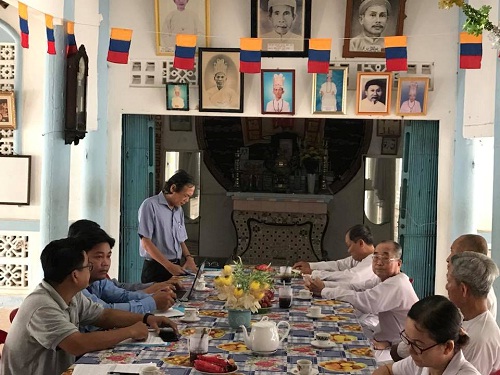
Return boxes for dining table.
[63,271,378,374]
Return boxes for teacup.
[308,306,321,317]
[184,307,199,320]
[195,281,206,290]
[314,331,331,346]
[140,365,160,375]
[297,359,312,375]
[298,289,312,298]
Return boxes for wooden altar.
[228,192,333,265]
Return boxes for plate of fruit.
[193,354,238,374]
[257,289,275,312]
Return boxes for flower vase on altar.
[307,173,316,194]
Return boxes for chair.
[0,329,7,359]
[9,308,18,323]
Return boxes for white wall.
[107,0,459,295]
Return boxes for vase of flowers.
[214,258,274,328]
[300,143,323,174]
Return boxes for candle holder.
[318,140,330,194]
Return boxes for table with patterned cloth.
[64,277,377,374]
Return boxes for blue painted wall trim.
[0,20,23,154]
[0,220,40,232]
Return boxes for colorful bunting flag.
[308,38,331,74]
[384,36,407,71]
[174,34,197,70]
[107,28,133,64]
[460,32,482,69]
[45,15,56,55]
[240,38,262,73]
[18,2,29,48]
[67,21,78,57]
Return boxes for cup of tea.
[297,359,312,375]
[314,331,331,346]
[188,329,209,365]
[298,289,312,298]
[308,306,322,317]
[279,285,293,308]
[140,365,160,375]
[184,307,199,320]
[195,280,206,290]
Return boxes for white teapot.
[240,316,290,352]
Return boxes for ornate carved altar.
[228,192,333,265]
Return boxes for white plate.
[296,295,312,300]
[251,349,278,356]
[180,317,201,323]
[290,367,319,375]
[311,339,335,348]
[306,313,326,319]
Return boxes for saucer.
[194,287,211,292]
[306,313,326,319]
[290,367,319,375]
[311,339,335,348]
[296,295,312,300]
[252,349,278,356]
[180,316,201,322]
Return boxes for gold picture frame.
[0,91,16,130]
[396,77,430,116]
[154,0,210,56]
[312,66,348,114]
[355,72,392,116]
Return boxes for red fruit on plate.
[255,264,270,271]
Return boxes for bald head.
[447,234,488,263]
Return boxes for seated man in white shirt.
[293,224,377,284]
[446,251,500,374]
[306,240,419,363]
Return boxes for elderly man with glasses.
[306,240,418,362]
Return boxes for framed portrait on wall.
[166,83,189,111]
[0,91,16,130]
[198,48,244,113]
[261,69,295,115]
[381,136,398,155]
[342,0,406,58]
[312,66,348,114]
[356,72,392,115]
[154,0,209,55]
[396,77,430,116]
[251,0,312,57]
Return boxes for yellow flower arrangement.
[214,258,274,313]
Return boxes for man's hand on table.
[128,321,150,341]
[167,262,186,276]
[305,277,325,296]
[143,279,181,294]
[152,290,176,311]
[293,261,312,274]
[145,315,178,334]
[183,256,198,272]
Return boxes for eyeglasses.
[372,255,399,264]
[78,262,93,272]
[400,330,441,354]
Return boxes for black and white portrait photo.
[155,0,208,55]
[199,48,244,113]
[343,0,406,58]
[252,0,311,57]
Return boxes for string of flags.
[13,2,484,70]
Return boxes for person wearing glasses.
[374,295,480,375]
[1,237,178,375]
[293,224,377,284]
[71,227,175,329]
[306,240,418,362]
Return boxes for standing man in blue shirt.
[138,169,198,282]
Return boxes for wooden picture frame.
[396,77,430,116]
[169,115,192,131]
[261,69,295,115]
[198,48,244,113]
[356,72,392,115]
[376,119,401,136]
[166,82,189,111]
[154,0,209,55]
[343,0,407,58]
[381,136,398,155]
[251,0,311,57]
[312,66,348,114]
[0,91,16,129]
[0,155,31,205]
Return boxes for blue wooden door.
[398,120,439,298]
[120,115,156,283]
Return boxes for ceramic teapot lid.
[254,316,275,327]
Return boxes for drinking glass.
[278,286,293,308]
